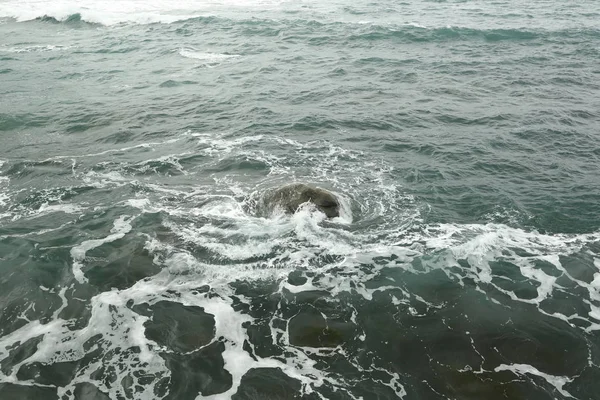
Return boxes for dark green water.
[1,1,600,399]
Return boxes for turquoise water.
[1,1,600,399]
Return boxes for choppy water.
[1,1,600,399]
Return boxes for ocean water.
[1,0,600,399]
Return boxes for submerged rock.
[260,183,340,218]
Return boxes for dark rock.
[260,183,340,218]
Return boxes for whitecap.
[178,48,241,62]
[0,44,71,53]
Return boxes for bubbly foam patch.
[421,223,600,329]
[37,202,83,215]
[178,48,241,66]
[494,364,574,398]
[0,187,8,208]
[0,160,9,211]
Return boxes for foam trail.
[0,45,71,53]
[196,296,257,399]
[43,138,182,162]
[179,48,241,63]
[494,364,574,398]
[0,159,9,208]
[37,203,84,215]
[70,215,134,283]
[0,319,66,381]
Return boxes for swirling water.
[1,1,600,399]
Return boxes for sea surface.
[1,1,600,399]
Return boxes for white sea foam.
[0,177,87,225]
[419,223,600,330]
[82,171,132,188]
[494,364,574,398]
[0,319,67,380]
[127,198,151,209]
[195,133,265,156]
[37,202,83,214]
[1,201,86,226]
[3,196,598,399]
[178,48,241,65]
[1,131,598,399]
[0,192,8,208]
[0,160,9,208]
[71,215,134,283]
[45,138,182,162]
[406,22,427,28]
[0,44,71,53]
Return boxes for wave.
[325,24,536,42]
[0,0,284,26]
[35,12,85,24]
[341,24,599,43]
[0,44,72,53]
[1,1,599,45]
